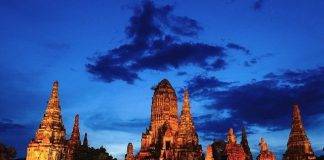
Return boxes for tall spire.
[70,114,81,146]
[283,103,316,160]
[240,127,252,160]
[293,103,302,122]
[182,90,190,112]
[67,114,81,160]
[26,81,67,160]
[174,90,202,157]
[45,81,61,114]
[33,81,66,143]
[177,90,196,139]
[68,114,81,146]
[83,133,88,147]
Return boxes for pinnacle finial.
[75,114,79,124]
[52,81,58,94]
[241,127,248,142]
[184,90,189,101]
[242,127,246,135]
[259,137,268,152]
[83,132,88,146]
[227,128,236,144]
[48,81,60,107]
[68,114,81,147]
[293,103,301,120]
[182,90,190,112]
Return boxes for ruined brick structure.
[206,128,247,160]
[256,137,276,160]
[205,145,214,160]
[223,128,246,160]
[26,81,84,160]
[240,127,252,160]
[26,81,67,160]
[136,79,203,160]
[66,115,81,160]
[283,103,316,160]
[125,143,135,160]
[83,133,88,147]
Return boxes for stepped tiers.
[26,81,67,160]
[283,103,316,160]
[136,79,203,160]
[240,127,252,160]
[26,81,84,160]
[125,143,135,160]
[256,137,276,160]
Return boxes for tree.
[0,144,16,160]
[73,145,116,160]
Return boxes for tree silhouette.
[73,145,116,160]
[0,144,16,160]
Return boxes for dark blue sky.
[1,0,324,159]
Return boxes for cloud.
[181,74,232,99]
[177,71,187,76]
[0,118,25,132]
[226,43,250,54]
[86,0,249,84]
[252,0,264,11]
[185,67,324,132]
[244,58,257,67]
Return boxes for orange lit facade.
[283,104,316,160]
[26,81,82,160]
[136,79,203,160]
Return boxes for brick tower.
[26,81,67,160]
[136,79,203,160]
[66,114,81,160]
[174,91,203,159]
[240,127,252,160]
[283,103,316,160]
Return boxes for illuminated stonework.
[207,128,247,160]
[26,81,67,160]
[125,143,135,160]
[66,115,81,160]
[205,145,214,160]
[256,137,276,160]
[26,81,84,160]
[283,103,316,160]
[223,128,245,160]
[136,79,203,160]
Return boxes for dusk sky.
[1,0,324,159]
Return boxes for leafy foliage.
[73,145,116,160]
[0,143,16,160]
